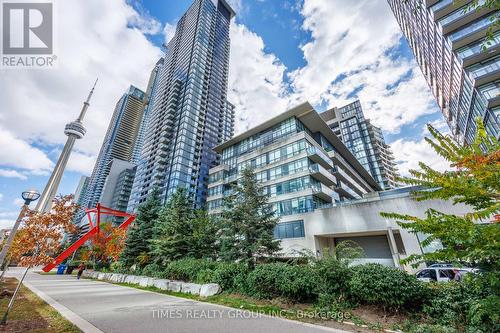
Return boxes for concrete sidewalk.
[6,268,349,333]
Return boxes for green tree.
[381,120,500,269]
[149,187,192,264]
[120,188,161,268]
[220,166,281,268]
[188,209,220,260]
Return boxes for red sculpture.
[42,203,135,272]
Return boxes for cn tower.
[36,79,98,212]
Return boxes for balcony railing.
[307,146,334,169]
[309,163,337,186]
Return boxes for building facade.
[73,175,89,204]
[128,0,235,212]
[76,86,146,224]
[207,102,382,216]
[320,101,399,190]
[207,103,471,270]
[131,58,164,164]
[278,187,469,271]
[387,0,499,144]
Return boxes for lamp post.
[0,190,39,326]
[0,189,40,270]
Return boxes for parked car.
[428,263,454,268]
[415,267,477,282]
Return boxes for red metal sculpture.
[42,204,136,272]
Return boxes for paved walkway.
[6,268,349,333]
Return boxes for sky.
[0,0,451,229]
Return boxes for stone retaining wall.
[83,271,220,297]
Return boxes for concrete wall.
[278,191,471,271]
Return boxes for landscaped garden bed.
[88,258,498,333]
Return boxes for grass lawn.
[0,277,81,333]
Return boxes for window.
[439,269,454,279]
[417,269,437,281]
[274,220,305,239]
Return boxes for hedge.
[349,263,427,310]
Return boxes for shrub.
[279,264,319,302]
[142,263,164,278]
[196,269,215,284]
[245,263,320,302]
[314,256,351,300]
[211,262,248,292]
[349,263,427,310]
[423,273,500,332]
[110,261,126,273]
[162,258,217,282]
[422,282,466,327]
[245,263,288,299]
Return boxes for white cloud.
[0,193,3,201]
[0,220,16,229]
[66,151,96,175]
[392,138,450,176]
[0,169,27,180]
[287,0,438,133]
[0,211,17,219]
[228,23,292,133]
[0,128,53,173]
[13,198,24,207]
[163,23,177,44]
[0,0,161,174]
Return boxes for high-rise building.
[387,0,499,144]
[76,85,146,224]
[320,101,399,190]
[132,58,164,164]
[98,158,136,224]
[207,102,382,216]
[367,122,399,189]
[206,102,471,270]
[73,175,90,204]
[128,0,236,212]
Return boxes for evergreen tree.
[220,166,280,268]
[188,209,220,260]
[149,187,192,264]
[120,188,161,268]
[381,119,500,269]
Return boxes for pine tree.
[381,119,500,269]
[188,209,220,260]
[220,166,280,268]
[120,188,161,268]
[149,187,192,264]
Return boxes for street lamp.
[0,189,39,326]
[0,189,40,270]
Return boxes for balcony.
[307,147,334,169]
[334,181,360,200]
[309,164,337,186]
[312,183,334,202]
[332,166,364,195]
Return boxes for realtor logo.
[1,1,56,68]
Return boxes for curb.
[22,280,104,333]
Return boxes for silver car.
[415,267,475,282]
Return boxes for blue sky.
[0,0,450,228]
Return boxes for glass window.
[273,220,305,239]
[449,14,496,42]
[467,56,500,79]
[439,0,484,27]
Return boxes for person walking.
[77,262,86,280]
